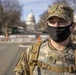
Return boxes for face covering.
[47,22,73,42]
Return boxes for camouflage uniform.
[14,4,76,75]
[14,39,76,75]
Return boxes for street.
[0,42,29,75]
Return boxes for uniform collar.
[48,38,72,51]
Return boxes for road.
[0,42,30,75]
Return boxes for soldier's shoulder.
[23,39,48,54]
[32,39,48,47]
[26,39,48,54]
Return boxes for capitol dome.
[26,11,36,31]
[26,12,36,25]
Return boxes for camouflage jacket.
[14,39,76,75]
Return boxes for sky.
[18,0,55,23]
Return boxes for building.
[26,11,36,31]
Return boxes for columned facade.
[26,11,36,31]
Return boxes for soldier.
[14,3,76,75]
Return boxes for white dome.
[26,11,36,31]
[26,12,36,24]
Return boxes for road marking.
[19,44,30,47]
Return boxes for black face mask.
[47,22,73,42]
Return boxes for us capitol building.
[25,11,43,37]
[25,11,36,31]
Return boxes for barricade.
[0,34,49,42]
[0,35,5,41]
[9,35,36,42]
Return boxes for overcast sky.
[18,0,55,23]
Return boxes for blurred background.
[0,0,76,41]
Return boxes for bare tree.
[36,11,48,31]
[2,0,22,27]
[0,0,4,34]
